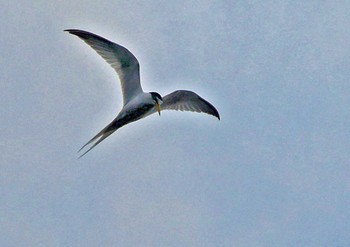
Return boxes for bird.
[65,29,220,158]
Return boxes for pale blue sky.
[1,1,350,246]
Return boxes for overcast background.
[1,1,350,246]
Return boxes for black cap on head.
[150,92,163,102]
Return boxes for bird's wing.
[161,90,220,119]
[65,29,143,105]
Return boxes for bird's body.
[65,29,220,157]
[112,92,159,130]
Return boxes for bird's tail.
[78,120,120,159]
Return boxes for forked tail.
[78,120,120,159]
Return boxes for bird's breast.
[118,103,154,126]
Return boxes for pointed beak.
[156,102,161,116]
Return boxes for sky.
[1,1,350,246]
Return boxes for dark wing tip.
[195,93,220,120]
[64,29,94,39]
[64,29,111,43]
[64,29,82,34]
[64,29,86,33]
[207,102,220,120]
[213,108,220,120]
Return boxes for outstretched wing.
[65,29,143,105]
[161,90,220,119]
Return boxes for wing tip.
[64,29,85,39]
[211,108,220,120]
[192,91,220,120]
[201,96,220,120]
[64,29,79,34]
[64,29,96,40]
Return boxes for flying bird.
[65,29,220,158]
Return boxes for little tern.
[65,29,220,158]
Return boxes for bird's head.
[150,92,163,116]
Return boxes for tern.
[65,29,220,158]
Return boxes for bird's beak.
[156,102,161,116]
